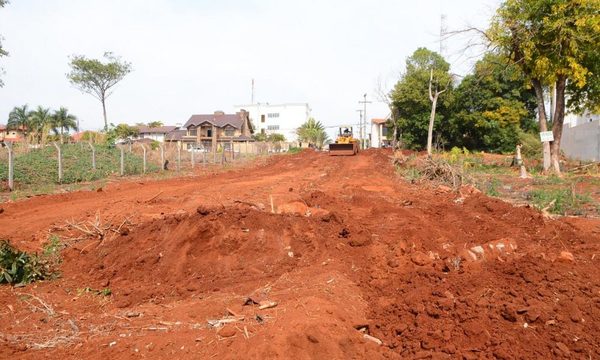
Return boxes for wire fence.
[0,141,289,192]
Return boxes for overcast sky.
[0,0,499,132]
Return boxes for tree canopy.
[67,52,132,131]
[448,53,537,153]
[296,118,329,149]
[390,48,453,150]
[489,0,600,173]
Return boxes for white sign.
[539,131,554,142]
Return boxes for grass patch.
[287,147,303,154]
[0,144,159,188]
[485,178,502,197]
[528,188,594,215]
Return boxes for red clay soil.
[0,149,599,359]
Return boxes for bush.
[0,240,54,285]
[519,131,542,159]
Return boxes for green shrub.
[0,241,51,285]
[518,131,542,159]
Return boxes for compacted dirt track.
[1,149,599,359]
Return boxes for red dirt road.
[1,149,599,359]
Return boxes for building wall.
[371,123,382,148]
[233,103,310,142]
[140,133,166,142]
[561,120,600,162]
[564,111,600,128]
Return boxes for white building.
[564,110,600,127]
[370,117,389,148]
[562,110,600,162]
[233,103,310,142]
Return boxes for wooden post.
[177,142,181,171]
[139,143,147,174]
[120,146,125,176]
[6,142,14,191]
[88,142,96,170]
[53,142,62,183]
[230,139,234,161]
[160,144,165,171]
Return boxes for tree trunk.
[532,79,551,171]
[60,127,64,144]
[551,76,567,175]
[427,95,438,157]
[102,97,108,132]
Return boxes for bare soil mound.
[0,149,599,359]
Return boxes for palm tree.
[51,107,78,143]
[147,121,163,128]
[296,118,329,149]
[7,105,31,137]
[29,106,53,144]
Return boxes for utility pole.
[358,94,371,149]
[356,109,363,141]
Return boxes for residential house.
[0,124,26,142]
[134,126,178,143]
[370,117,389,148]
[176,111,254,151]
[232,103,310,142]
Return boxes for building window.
[188,127,197,136]
[267,113,280,118]
[224,127,235,137]
[261,115,265,123]
[267,125,280,130]
[261,128,265,134]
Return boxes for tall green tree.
[296,118,329,149]
[67,52,132,131]
[449,53,537,152]
[8,105,31,135]
[489,0,600,174]
[147,121,163,128]
[105,123,139,145]
[390,48,453,151]
[51,107,78,143]
[29,106,53,144]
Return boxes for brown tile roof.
[183,113,245,129]
[372,118,387,125]
[136,126,178,134]
[165,129,186,141]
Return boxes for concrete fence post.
[6,142,14,191]
[88,141,96,170]
[177,143,181,171]
[53,142,63,183]
[120,146,125,176]
[139,143,147,174]
[160,144,165,171]
[191,147,195,168]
